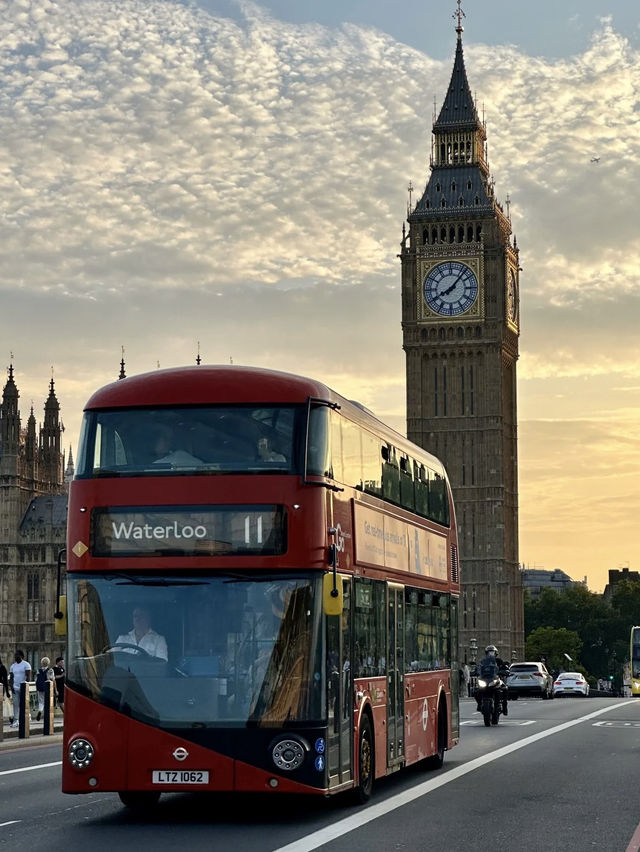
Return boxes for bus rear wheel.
[118,791,161,810]
[354,714,374,804]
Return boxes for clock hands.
[438,270,465,297]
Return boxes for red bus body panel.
[63,366,459,799]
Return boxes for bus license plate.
[152,770,209,785]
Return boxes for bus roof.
[84,365,447,476]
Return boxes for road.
[2,697,639,851]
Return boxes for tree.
[525,626,582,674]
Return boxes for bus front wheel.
[118,791,161,810]
[354,714,374,804]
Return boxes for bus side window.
[399,456,414,510]
[382,445,400,504]
[361,429,382,497]
[414,464,429,518]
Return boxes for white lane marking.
[0,821,21,827]
[0,761,61,777]
[461,719,535,726]
[273,700,634,852]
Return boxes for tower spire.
[454,0,465,36]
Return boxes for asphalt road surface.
[2,696,639,851]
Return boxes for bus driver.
[115,607,168,661]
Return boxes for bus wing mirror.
[54,595,67,636]
[54,548,67,635]
[323,573,343,616]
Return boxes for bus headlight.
[271,738,306,771]
[68,738,95,769]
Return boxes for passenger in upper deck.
[257,434,286,463]
[151,424,203,467]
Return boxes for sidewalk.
[1,714,64,749]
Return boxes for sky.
[1,0,640,592]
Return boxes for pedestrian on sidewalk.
[53,656,65,713]
[35,657,55,721]
[0,656,10,723]
[9,650,31,728]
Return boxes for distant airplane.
[590,157,600,163]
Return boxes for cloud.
[1,0,639,589]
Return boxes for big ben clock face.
[423,261,479,316]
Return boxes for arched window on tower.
[423,228,428,245]
[441,198,447,208]
[458,225,464,242]
[431,227,438,244]
[467,225,473,242]
[476,224,482,241]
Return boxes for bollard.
[19,681,30,739]
[43,679,54,735]
[0,684,4,742]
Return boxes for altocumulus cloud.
[2,0,640,586]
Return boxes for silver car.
[507,661,554,699]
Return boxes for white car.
[553,672,590,697]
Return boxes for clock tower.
[400,7,524,661]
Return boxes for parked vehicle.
[506,662,554,700]
[553,672,590,697]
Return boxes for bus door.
[387,582,405,769]
[327,577,353,790]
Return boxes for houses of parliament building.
[0,364,71,669]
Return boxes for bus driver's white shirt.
[115,628,168,661]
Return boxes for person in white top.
[9,650,32,728]
[115,607,168,660]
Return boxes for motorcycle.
[475,670,509,727]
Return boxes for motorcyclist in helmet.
[475,645,509,714]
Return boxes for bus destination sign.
[92,505,286,557]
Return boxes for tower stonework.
[400,16,524,661]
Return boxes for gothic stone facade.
[0,366,69,671]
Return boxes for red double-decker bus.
[61,365,459,807]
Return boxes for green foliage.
[524,581,637,681]
[525,626,582,673]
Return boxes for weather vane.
[453,0,465,33]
